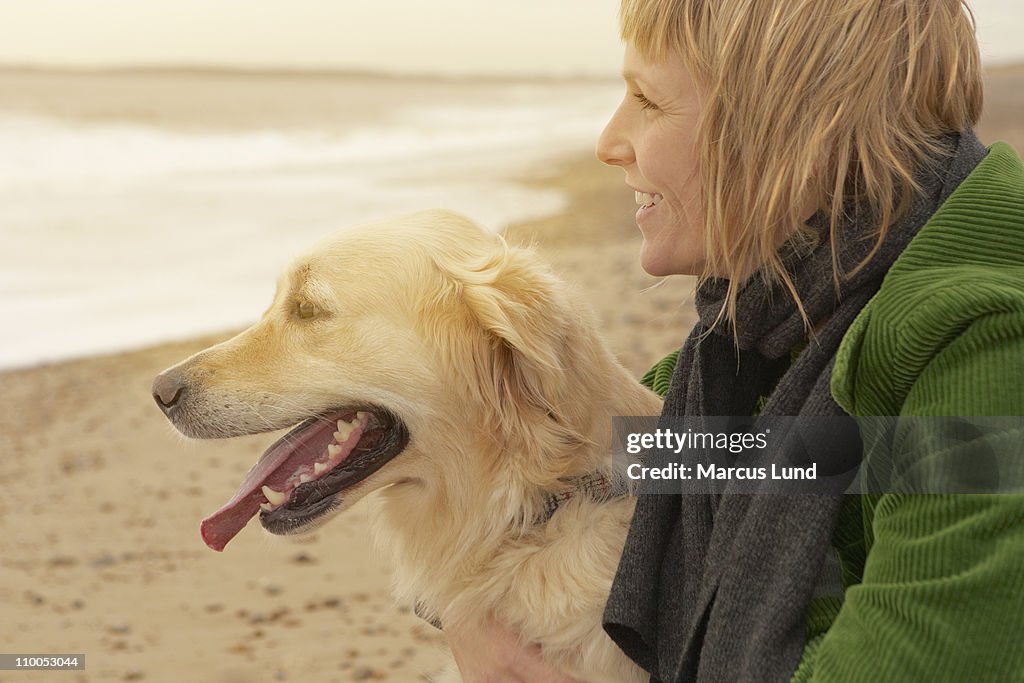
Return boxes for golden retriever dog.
[152,209,660,682]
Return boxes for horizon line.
[0,61,622,84]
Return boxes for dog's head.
[154,210,602,551]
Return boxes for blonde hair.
[620,0,983,330]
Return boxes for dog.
[152,209,661,682]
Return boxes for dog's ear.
[427,236,587,484]
[469,259,564,414]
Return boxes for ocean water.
[0,76,622,370]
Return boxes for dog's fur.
[156,210,661,681]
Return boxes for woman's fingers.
[446,618,581,683]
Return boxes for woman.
[449,0,1024,681]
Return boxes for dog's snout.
[152,370,187,415]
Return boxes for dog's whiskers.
[237,400,323,453]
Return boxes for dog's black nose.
[152,370,187,415]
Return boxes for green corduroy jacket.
[796,141,1024,681]
[643,142,1024,682]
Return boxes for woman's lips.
[634,190,663,222]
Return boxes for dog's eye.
[296,301,318,319]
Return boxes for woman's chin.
[638,241,704,278]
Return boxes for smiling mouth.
[634,191,663,208]
[199,406,409,551]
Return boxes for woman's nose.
[596,105,633,167]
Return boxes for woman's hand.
[446,618,581,683]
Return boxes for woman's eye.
[633,92,658,111]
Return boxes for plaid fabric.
[413,601,443,630]
[540,471,617,522]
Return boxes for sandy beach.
[1,63,1021,682]
[0,147,687,683]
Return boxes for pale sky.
[0,0,1020,76]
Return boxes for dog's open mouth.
[200,407,409,551]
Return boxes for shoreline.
[0,149,694,380]
[3,59,1020,377]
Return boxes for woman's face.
[596,43,705,277]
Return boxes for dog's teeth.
[335,423,354,441]
[261,485,286,506]
[260,502,274,512]
[314,462,329,474]
[299,473,313,484]
[356,411,368,422]
[327,444,342,457]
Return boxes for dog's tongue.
[200,414,361,552]
[199,440,293,552]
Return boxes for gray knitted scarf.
[603,131,987,683]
